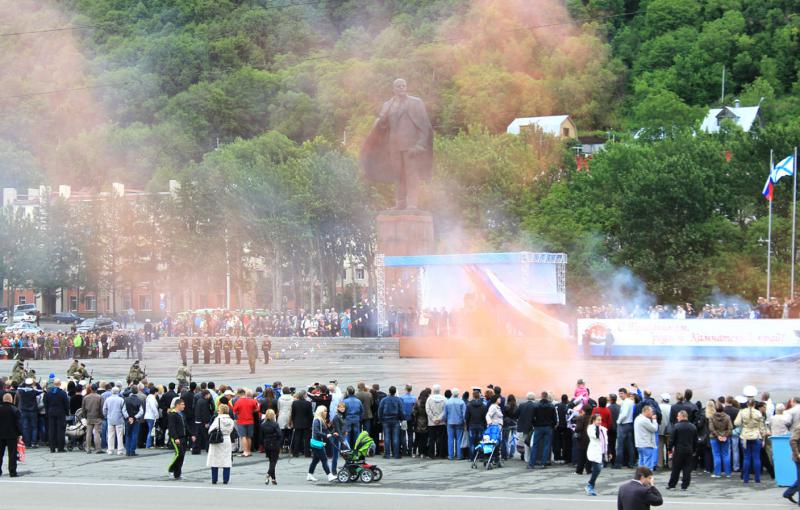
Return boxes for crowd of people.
[0,330,145,362]
[578,297,800,320]
[0,361,798,507]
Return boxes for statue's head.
[393,78,408,98]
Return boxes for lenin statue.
[360,78,433,210]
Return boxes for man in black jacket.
[530,392,557,468]
[43,380,69,453]
[167,399,190,479]
[159,383,178,447]
[618,466,663,510]
[0,393,22,477]
[516,392,536,462]
[465,389,488,450]
[667,410,697,490]
[290,390,313,457]
[554,394,572,463]
[192,390,213,454]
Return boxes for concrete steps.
[109,336,400,360]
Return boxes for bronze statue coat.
[360,95,433,184]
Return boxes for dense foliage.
[2,0,800,306]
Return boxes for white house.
[506,115,577,138]
[700,100,761,133]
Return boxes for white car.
[12,311,36,323]
[4,321,41,334]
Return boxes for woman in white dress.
[207,403,235,484]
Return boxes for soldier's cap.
[134,360,140,364]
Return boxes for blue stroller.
[470,424,503,470]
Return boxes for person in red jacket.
[232,389,259,457]
[591,396,613,431]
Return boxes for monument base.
[376,210,435,311]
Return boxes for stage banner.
[576,319,800,358]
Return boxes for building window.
[343,269,348,281]
[84,296,96,312]
[69,296,78,312]
[18,296,26,305]
[123,295,132,310]
[356,268,365,281]
[562,127,570,137]
[218,294,225,308]
[105,296,111,313]
[139,295,152,311]
[198,295,208,308]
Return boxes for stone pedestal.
[376,210,435,312]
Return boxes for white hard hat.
[742,385,758,398]
[735,395,747,405]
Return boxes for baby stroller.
[336,431,383,483]
[471,424,502,470]
[65,408,86,451]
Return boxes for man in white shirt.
[614,387,636,469]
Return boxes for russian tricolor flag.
[763,175,774,202]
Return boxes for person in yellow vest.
[73,334,84,358]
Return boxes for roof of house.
[700,106,760,133]
[507,115,571,136]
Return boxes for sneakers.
[585,485,597,496]
[307,473,318,482]
[710,474,720,478]
[327,473,337,482]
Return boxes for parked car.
[13,304,37,314]
[52,311,84,324]
[76,317,115,333]
[4,322,42,334]
[12,311,36,323]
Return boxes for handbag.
[208,418,224,444]
[310,437,325,449]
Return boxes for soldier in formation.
[234,337,243,364]
[191,337,201,364]
[202,337,212,364]
[178,336,189,365]
[213,337,223,364]
[9,359,26,385]
[223,337,232,364]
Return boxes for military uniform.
[178,337,189,365]
[202,338,212,364]
[222,338,232,364]
[45,335,54,360]
[176,365,191,386]
[245,337,257,374]
[234,338,243,364]
[76,365,90,381]
[66,360,80,379]
[261,337,272,365]
[191,337,201,364]
[127,361,145,384]
[9,361,26,385]
[213,338,223,364]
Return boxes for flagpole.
[793,146,798,299]
[768,149,773,300]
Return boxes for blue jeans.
[145,419,156,448]
[124,421,140,455]
[447,424,464,460]
[614,423,635,467]
[211,467,230,484]
[345,421,360,446]
[468,426,483,450]
[502,425,517,460]
[383,421,401,459]
[21,411,38,447]
[588,460,602,487]
[743,439,762,483]
[330,435,343,473]
[530,426,553,466]
[730,435,741,471]
[638,447,656,469]
[782,460,800,502]
[710,438,731,476]
[101,420,108,450]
